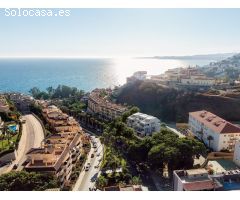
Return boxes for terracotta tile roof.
[183,180,215,191]
[189,110,240,134]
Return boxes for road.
[0,114,45,173]
[73,135,104,191]
[166,126,186,138]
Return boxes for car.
[97,153,100,157]
[98,158,102,162]
[87,162,91,166]
[85,165,90,171]
[12,164,18,170]
[94,164,99,169]
[94,149,98,153]
[91,153,94,158]
[93,145,97,148]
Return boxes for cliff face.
[115,80,240,123]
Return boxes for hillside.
[201,53,240,79]
[114,80,240,123]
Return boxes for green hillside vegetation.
[115,80,240,122]
[0,171,58,191]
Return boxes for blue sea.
[0,57,218,94]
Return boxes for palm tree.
[197,128,204,141]
[207,135,214,149]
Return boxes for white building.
[127,71,147,83]
[189,110,240,152]
[234,140,240,167]
[181,76,215,86]
[173,169,222,191]
[127,112,161,136]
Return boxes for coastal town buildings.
[127,112,161,136]
[173,169,223,191]
[0,95,9,112]
[127,71,147,84]
[151,67,215,88]
[24,104,84,188]
[188,110,240,152]
[87,89,127,121]
[8,93,34,113]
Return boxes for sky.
[0,8,240,57]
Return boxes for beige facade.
[24,104,84,188]
[87,89,127,120]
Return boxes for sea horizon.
[0,57,221,94]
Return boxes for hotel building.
[188,110,240,152]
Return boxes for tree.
[96,175,108,188]
[0,171,58,191]
[29,87,40,98]
[131,176,142,185]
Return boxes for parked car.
[12,164,18,170]
[91,153,94,158]
[94,164,99,169]
[85,165,90,171]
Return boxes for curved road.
[0,114,44,173]
[15,114,45,169]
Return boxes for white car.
[85,165,90,171]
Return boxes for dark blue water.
[0,58,117,93]
[0,58,216,94]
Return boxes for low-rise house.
[127,112,161,136]
[87,89,127,121]
[189,110,240,151]
[173,169,223,191]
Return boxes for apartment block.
[189,110,240,152]
[87,89,127,121]
[24,104,84,188]
[127,112,161,136]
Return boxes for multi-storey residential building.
[25,132,82,187]
[127,112,161,136]
[127,71,147,83]
[189,110,240,151]
[0,95,9,112]
[42,105,81,133]
[173,169,223,191]
[24,104,84,188]
[87,89,127,121]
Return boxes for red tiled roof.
[189,110,240,134]
[183,180,215,191]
